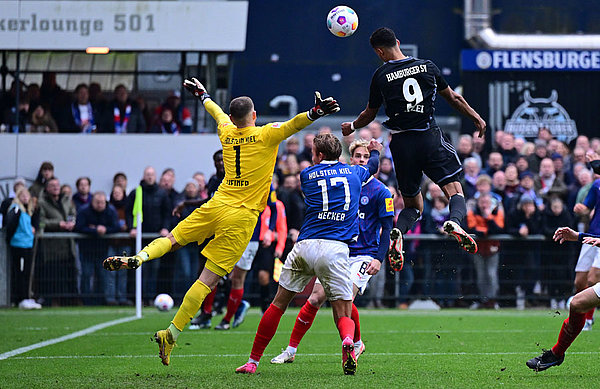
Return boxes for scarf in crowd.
[114,104,132,134]
[71,102,95,133]
[161,121,180,135]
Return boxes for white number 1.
[317,177,350,212]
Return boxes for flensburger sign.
[0,1,248,51]
[462,49,600,71]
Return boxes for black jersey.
[368,57,449,132]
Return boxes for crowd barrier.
[0,232,578,308]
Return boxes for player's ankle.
[138,252,149,263]
[285,346,297,355]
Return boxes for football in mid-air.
[154,294,174,311]
[327,6,358,37]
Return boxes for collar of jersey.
[387,56,414,64]
[362,176,374,186]
[320,160,338,165]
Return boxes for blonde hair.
[13,187,34,216]
[349,139,370,157]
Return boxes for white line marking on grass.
[97,328,555,336]
[10,351,600,361]
[0,316,139,361]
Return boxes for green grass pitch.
[1,307,598,388]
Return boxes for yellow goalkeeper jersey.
[204,99,313,211]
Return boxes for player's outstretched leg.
[103,236,173,271]
[271,300,320,364]
[526,287,597,372]
[387,228,404,271]
[237,303,286,374]
[155,278,213,366]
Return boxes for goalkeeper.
[103,78,340,366]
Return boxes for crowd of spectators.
[2,113,600,310]
[0,73,192,134]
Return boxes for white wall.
[0,133,223,196]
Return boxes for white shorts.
[574,244,600,273]
[278,239,352,301]
[234,241,259,271]
[593,283,600,298]
[315,255,375,296]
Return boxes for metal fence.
[0,232,578,309]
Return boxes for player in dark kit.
[341,27,487,271]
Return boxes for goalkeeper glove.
[183,77,210,102]
[307,91,340,121]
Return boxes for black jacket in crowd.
[125,181,171,233]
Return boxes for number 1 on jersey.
[233,145,241,178]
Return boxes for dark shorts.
[389,126,462,197]
[252,244,276,272]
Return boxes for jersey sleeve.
[204,99,234,137]
[583,182,599,209]
[429,61,449,91]
[377,186,395,219]
[352,165,371,183]
[262,113,313,146]
[367,71,383,109]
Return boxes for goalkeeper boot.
[235,362,257,374]
[154,329,176,366]
[342,337,357,375]
[526,349,564,372]
[443,220,478,254]
[103,253,142,271]
[270,349,296,364]
[387,228,405,271]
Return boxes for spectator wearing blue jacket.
[5,188,40,309]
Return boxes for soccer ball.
[327,6,358,38]
[154,294,174,311]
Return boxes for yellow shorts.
[171,199,259,277]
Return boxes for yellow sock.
[172,280,211,332]
[140,237,172,262]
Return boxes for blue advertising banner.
[462,50,600,72]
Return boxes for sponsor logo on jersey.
[385,197,394,212]
[272,122,282,128]
[360,195,369,205]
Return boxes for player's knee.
[571,294,591,313]
[308,293,326,308]
[258,270,270,286]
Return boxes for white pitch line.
[9,351,600,361]
[94,328,555,336]
[0,316,139,361]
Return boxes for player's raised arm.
[365,139,383,176]
[183,77,231,129]
[264,91,340,145]
[341,104,378,136]
[438,86,486,138]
